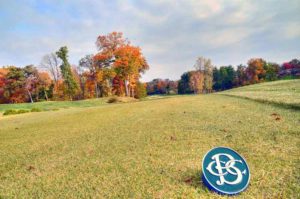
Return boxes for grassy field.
[219,79,300,109]
[0,82,299,198]
[0,98,108,113]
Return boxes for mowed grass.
[0,98,108,113]
[0,93,299,198]
[219,79,300,109]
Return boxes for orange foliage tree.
[246,58,266,83]
[113,45,148,97]
[93,32,149,97]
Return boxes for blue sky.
[0,0,299,81]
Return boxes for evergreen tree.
[56,46,78,100]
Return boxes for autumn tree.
[135,82,147,99]
[37,71,52,101]
[280,59,300,78]
[146,79,178,95]
[189,71,204,94]
[92,53,118,97]
[3,66,26,103]
[56,46,78,100]
[94,32,149,98]
[0,68,8,103]
[112,75,125,96]
[246,58,266,83]
[166,80,178,94]
[79,54,98,98]
[194,56,213,93]
[93,32,127,97]
[113,45,148,97]
[235,64,248,86]
[23,65,39,103]
[96,31,128,55]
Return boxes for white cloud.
[0,0,299,81]
[283,22,300,39]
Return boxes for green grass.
[219,79,300,109]
[0,98,109,114]
[0,85,299,198]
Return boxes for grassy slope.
[219,79,300,109]
[0,88,299,198]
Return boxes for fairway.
[0,92,299,198]
[220,80,300,109]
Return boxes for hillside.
[219,79,300,109]
[0,84,299,198]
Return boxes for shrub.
[16,109,30,114]
[31,108,42,112]
[107,96,119,103]
[3,109,30,116]
[3,109,18,115]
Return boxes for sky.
[0,0,299,81]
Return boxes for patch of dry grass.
[0,94,299,198]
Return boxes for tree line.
[1,31,299,104]
[146,57,300,95]
[0,32,149,103]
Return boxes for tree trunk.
[125,80,129,97]
[95,83,99,98]
[27,89,33,103]
[44,90,48,101]
[131,87,135,97]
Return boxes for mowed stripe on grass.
[0,94,299,198]
[219,79,300,109]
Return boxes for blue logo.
[202,147,250,195]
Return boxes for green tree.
[56,46,78,100]
[264,62,279,81]
[178,72,193,94]
[134,82,147,99]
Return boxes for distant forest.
[0,31,299,104]
[146,58,300,95]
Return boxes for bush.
[17,109,30,114]
[107,96,119,103]
[31,108,42,112]
[3,109,30,116]
[3,109,18,115]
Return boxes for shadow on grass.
[221,94,300,111]
[181,169,210,192]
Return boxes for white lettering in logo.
[206,153,246,186]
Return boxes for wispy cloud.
[0,0,299,81]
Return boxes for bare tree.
[40,53,61,83]
[194,56,213,93]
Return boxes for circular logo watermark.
[202,147,250,195]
